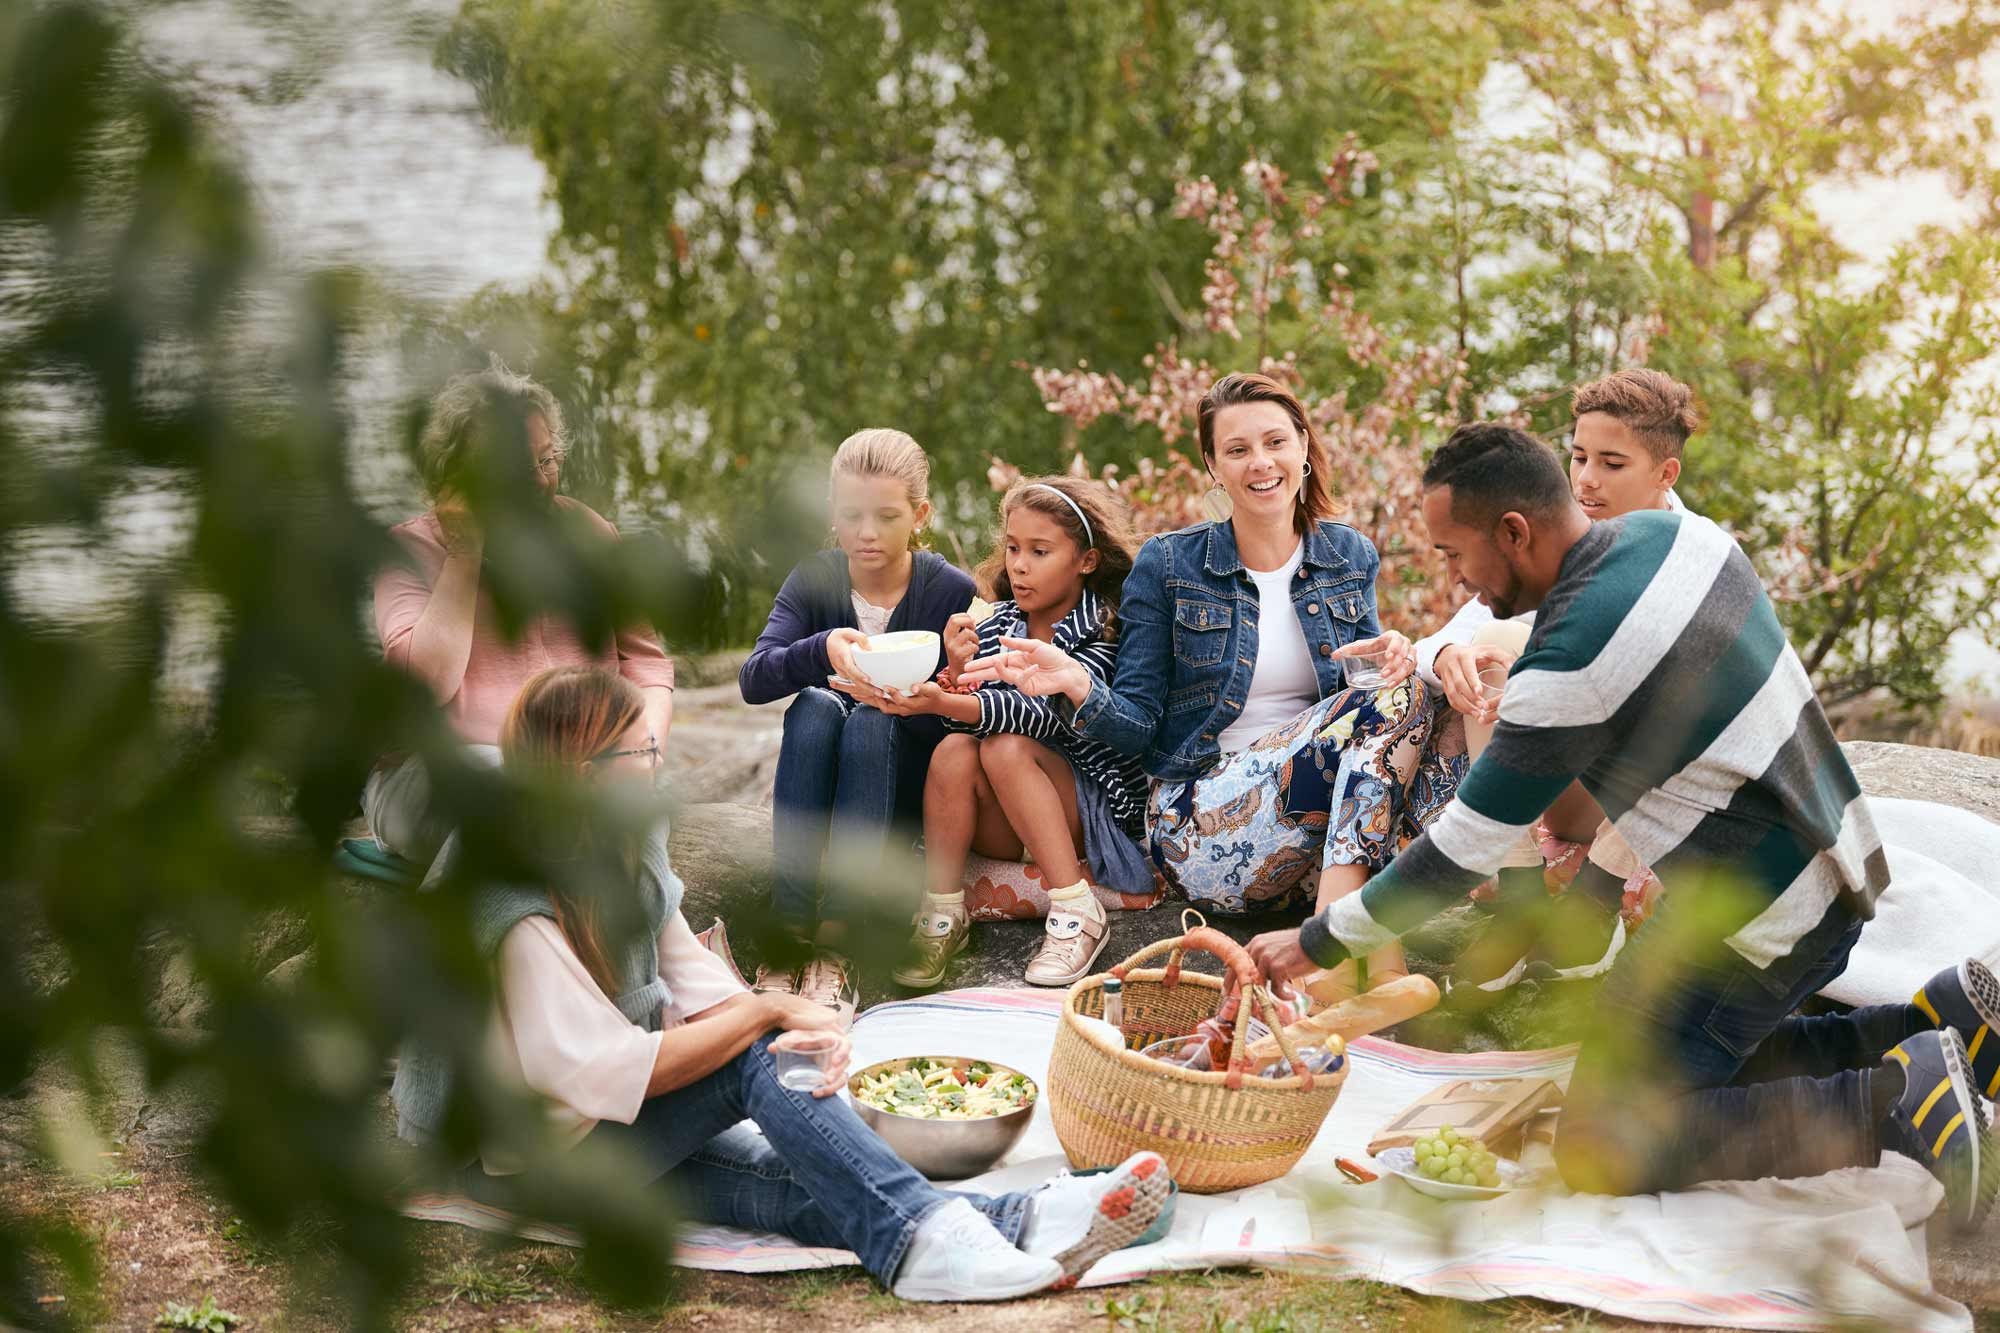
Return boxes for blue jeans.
[1558,898,1924,1195]
[772,688,926,934]
[580,1036,1027,1285]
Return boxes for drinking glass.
[1343,650,1390,689]
[771,1030,843,1093]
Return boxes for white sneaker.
[1018,1152,1171,1287]
[890,1198,1063,1302]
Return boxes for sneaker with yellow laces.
[1910,958,2000,1102]
[1881,1029,1996,1234]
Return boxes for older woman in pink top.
[365,365,676,866]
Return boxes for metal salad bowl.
[847,1054,1039,1180]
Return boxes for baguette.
[1247,973,1440,1065]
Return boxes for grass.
[153,1293,241,1331]
[435,1257,543,1308]
[779,1269,847,1311]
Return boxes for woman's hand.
[958,636,1092,706]
[825,627,871,686]
[433,492,483,557]
[764,999,852,1098]
[1434,642,1516,724]
[1334,631,1417,690]
[827,677,947,717]
[942,612,982,678]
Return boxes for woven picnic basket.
[1046,911,1346,1193]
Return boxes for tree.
[1477,0,2000,706]
[0,6,702,1323]
[439,0,1492,593]
[1020,148,1471,631]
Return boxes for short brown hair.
[1195,372,1342,534]
[1570,369,1701,461]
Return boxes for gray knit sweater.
[390,825,682,1144]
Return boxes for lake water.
[10,1,1995,694]
[6,1,557,689]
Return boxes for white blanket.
[405,985,1973,1329]
[1824,797,2000,1007]
[851,990,1970,1332]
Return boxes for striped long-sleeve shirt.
[1301,509,1887,976]
[947,589,1151,837]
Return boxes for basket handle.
[1250,984,1315,1091]
[1109,922,1260,996]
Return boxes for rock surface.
[1841,739,2000,824]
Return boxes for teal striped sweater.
[1301,510,1888,974]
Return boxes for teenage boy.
[1250,422,1997,1229]
[1419,370,1702,990]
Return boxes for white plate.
[1376,1146,1536,1200]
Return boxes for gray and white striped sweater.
[948,589,1151,837]
[1302,510,1887,975]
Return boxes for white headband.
[1024,483,1093,548]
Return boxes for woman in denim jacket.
[963,373,1462,989]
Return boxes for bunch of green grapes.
[1410,1126,1503,1188]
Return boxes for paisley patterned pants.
[1146,682,1465,915]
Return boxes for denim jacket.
[1063,519,1382,780]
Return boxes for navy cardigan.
[739,549,977,748]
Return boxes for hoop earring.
[1301,460,1312,477]
[1201,484,1235,524]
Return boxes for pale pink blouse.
[479,911,748,1173]
[374,496,677,746]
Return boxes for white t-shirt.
[850,590,894,638]
[1216,542,1319,753]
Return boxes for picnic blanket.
[406,987,1970,1330]
[1826,796,2000,1008]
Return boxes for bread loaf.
[1247,973,1440,1064]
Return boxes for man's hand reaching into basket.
[1247,927,1321,984]
[956,636,1094,707]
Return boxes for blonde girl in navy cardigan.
[738,430,975,1010]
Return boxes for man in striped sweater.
[1249,422,1997,1230]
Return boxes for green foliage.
[1474,0,2000,705]
[0,4,692,1325]
[154,1295,240,1332]
[457,0,2000,701]
[439,0,1491,599]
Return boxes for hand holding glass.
[771,1029,846,1096]
[1342,650,1391,689]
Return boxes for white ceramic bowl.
[850,630,941,695]
[1376,1146,1536,1200]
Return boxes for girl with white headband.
[850,477,1151,988]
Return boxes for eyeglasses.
[592,737,660,767]
[533,452,566,477]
